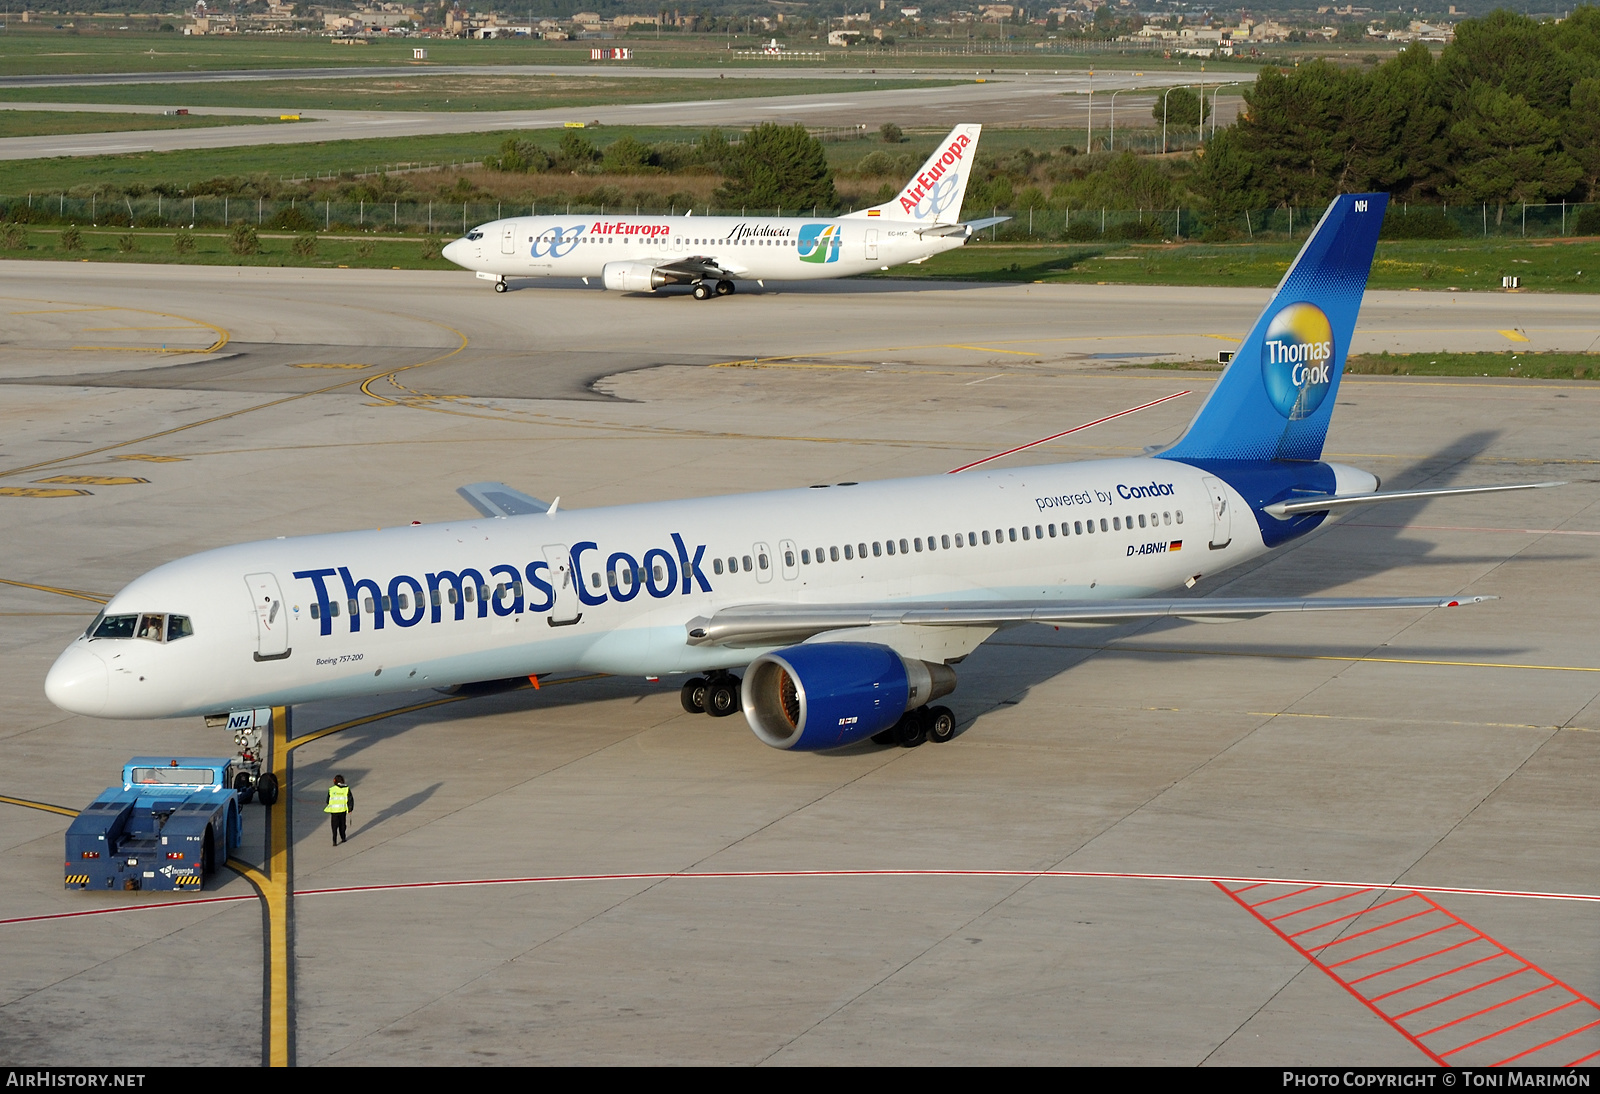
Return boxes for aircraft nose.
[441,238,466,266]
[45,643,108,716]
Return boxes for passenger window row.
[789,511,1183,566]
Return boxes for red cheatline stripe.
[10,869,1600,929]
[946,390,1190,474]
[1355,938,1494,991]
[1493,1016,1600,1067]
[1421,983,1562,1039]
[1392,966,1534,1020]
[1324,921,1460,969]
[1442,998,1582,1057]
[1267,886,1375,922]
[1291,893,1421,940]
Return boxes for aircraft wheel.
[892,709,928,748]
[692,282,712,300]
[493,280,508,293]
[232,770,255,805]
[926,706,957,744]
[256,772,279,807]
[715,280,735,296]
[705,680,740,718]
[680,677,709,714]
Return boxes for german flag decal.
[1170,541,1183,551]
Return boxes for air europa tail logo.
[899,132,973,219]
[1260,302,1335,420]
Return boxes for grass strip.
[0,109,279,138]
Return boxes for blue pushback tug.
[65,758,245,891]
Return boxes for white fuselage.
[45,458,1250,720]
[439,213,967,284]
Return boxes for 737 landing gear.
[715,280,735,296]
[873,705,957,748]
[692,281,712,300]
[493,279,508,293]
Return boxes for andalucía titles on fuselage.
[439,124,1009,297]
[47,194,1558,752]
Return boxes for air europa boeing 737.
[46,193,1559,751]
[439,124,1008,297]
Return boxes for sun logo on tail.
[1260,303,1336,420]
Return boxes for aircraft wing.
[655,255,745,279]
[685,594,1491,648]
[456,481,550,518]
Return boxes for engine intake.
[602,261,673,293]
[742,642,956,751]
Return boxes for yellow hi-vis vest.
[325,784,350,813]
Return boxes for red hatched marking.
[1219,881,1600,1067]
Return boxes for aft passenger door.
[1202,475,1232,550]
[244,573,291,661]
[865,229,879,261]
[543,544,581,626]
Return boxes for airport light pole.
[1209,82,1241,140]
[1085,68,1093,152]
[1108,88,1126,152]
[1162,85,1184,155]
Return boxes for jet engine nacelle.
[742,642,957,751]
[602,261,672,293]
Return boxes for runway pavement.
[0,69,1236,160]
[2,262,1597,1065]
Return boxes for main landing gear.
[692,280,735,301]
[681,672,740,717]
[872,705,957,749]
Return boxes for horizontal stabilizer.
[915,215,1010,239]
[1263,481,1564,518]
[456,481,549,518]
[685,595,1491,647]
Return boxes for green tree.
[1445,82,1582,221]
[1191,127,1264,219]
[1155,86,1211,128]
[1438,9,1581,117]
[555,130,600,171]
[599,135,655,174]
[1564,78,1600,200]
[714,123,837,211]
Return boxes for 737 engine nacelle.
[742,642,957,751]
[602,261,674,293]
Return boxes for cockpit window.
[90,614,138,639]
[465,229,484,241]
[88,612,192,642]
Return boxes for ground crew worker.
[325,775,353,845]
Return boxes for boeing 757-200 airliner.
[46,194,1558,750]
[440,124,1007,297]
